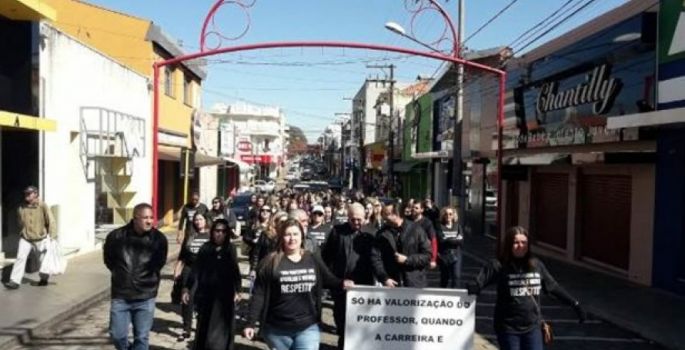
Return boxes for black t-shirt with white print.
[178,232,211,266]
[307,222,332,247]
[471,257,575,333]
[266,254,319,331]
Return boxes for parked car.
[253,179,275,193]
[485,189,497,209]
[328,177,343,191]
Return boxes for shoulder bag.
[529,291,553,344]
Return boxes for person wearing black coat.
[183,219,241,350]
[103,203,168,350]
[320,203,376,349]
[436,207,464,288]
[371,202,432,288]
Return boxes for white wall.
[40,24,151,252]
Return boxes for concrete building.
[40,23,152,252]
[350,81,387,189]
[211,102,287,186]
[0,0,58,262]
[45,0,209,227]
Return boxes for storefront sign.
[240,154,272,164]
[344,286,475,350]
[536,64,621,115]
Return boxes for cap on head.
[312,205,325,214]
[24,185,38,194]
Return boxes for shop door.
[531,173,568,249]
[578,174,631,270]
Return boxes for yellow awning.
[0,0,57,21]
[0,110,57,132]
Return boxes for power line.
[464,0,521,44]
[512,0,599,55]
[507,0,577,48]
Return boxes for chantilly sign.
[536,63,621,116]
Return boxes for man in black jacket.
[177,192,208,244]
[321,202,375,349]
[104,203,168,350]
[372,202,432,288]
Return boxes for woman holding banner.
[243,218,354,350]
[468,226,587,350]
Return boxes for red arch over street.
[152,41,506,232]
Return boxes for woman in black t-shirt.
[468,226,587,350]
[436,206,463,288]
[243,218,353,350]
[174,212,211,341]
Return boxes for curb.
[0,246,181,350]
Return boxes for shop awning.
[0,111,57,131]
[394,160,426,173]
[157,146,225,167]
[504,153,570,165]
[158,145,181,161]
[0,0,57,21]
[224,157,253,171]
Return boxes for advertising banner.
[344,286,475,350]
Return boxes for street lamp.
[384,22,444,54]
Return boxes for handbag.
[529,291,553,344]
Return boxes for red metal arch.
[152,41,506,234]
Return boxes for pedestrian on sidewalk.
[104,203,168,350]
[183,218,241,350]
[436,206,464,288]
[363,198,384,232]
[411,201,439,269]
[321,203,376,349]
[243,218,354,350]
[173,212,211,342]
[4,185,57,290]
[372,202,432,288]
[467,226,587,350]
[178,192,208,244]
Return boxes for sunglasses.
[213,229,227,233]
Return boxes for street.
[5,237,667,350]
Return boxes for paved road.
[7,251,494,350]
[462,236,669,350]
[9,236,662,350]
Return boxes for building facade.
[499,0,659,286]
[212,102,287,186]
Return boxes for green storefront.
[396,93,433,201]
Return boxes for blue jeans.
[109,298,156,350]
[263,324,320,350]
[496,327,544,350]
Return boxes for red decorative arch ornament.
[152,0,506,234]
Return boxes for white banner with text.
[344,286,476,350]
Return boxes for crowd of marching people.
[102,184,586,350]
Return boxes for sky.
[86,0,628,142]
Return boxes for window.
[164,66,174,97]
[183,74,193,106]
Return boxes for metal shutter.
[579,174,631,270]
[531,173,569,249]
